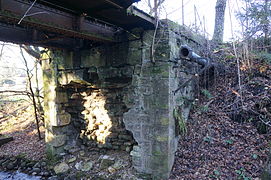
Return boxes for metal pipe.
[179,45,209,66]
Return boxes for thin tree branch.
[20,46,42,140]
[0,42,5,61]
[18,0,37,25]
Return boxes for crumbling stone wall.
[42,21,204,179]
[123,22,203,179]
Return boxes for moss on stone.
[156,136,168,142]
[173,107,187,136]
[160,117,169,126]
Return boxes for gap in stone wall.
[62,85,137,152]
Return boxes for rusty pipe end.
[179,45,192,59]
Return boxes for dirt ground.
[0,100,45,160]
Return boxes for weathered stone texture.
[42,20,203,179]
[123,21,202,179]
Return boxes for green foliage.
[45,147,60,166]
[76,172,87,179]
[256,51,271,65]
[203,136,213,143]
[200,105,209,112]
[252,154,258,159]
[235,168,251,180]
[173,107,187,136]
[224,139,234,145]
[225,55,236,60]
[16,153,27,159]
[237,0,271,38]
[209,169,221,179]
[201,89,213,99]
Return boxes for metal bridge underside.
[0,0,154,49]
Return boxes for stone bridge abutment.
[42,22,203,179]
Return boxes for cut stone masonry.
[42,21,205,179]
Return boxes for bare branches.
[19,46,42,140]
[21,45,41,59]
[0,90,31,96]
[174,62,216,94]
[145,0,166,17]
[18,0,37,24]
[18,0,49,25]
[228,0,244,106]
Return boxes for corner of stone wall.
[123,23,201,179]
[123,27,178,179]
[42,50,75,156]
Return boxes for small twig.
[25,11,49,17]
[151,18,159,63]
[174,63,213,94]
[228,1,243,107]
[0,90,31,96]
[0,42,5,61]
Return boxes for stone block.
[132,131,142,141]
[141,62,171,78]
[120,66,134,77]
[57,50,73,70]
[58,70,88,85]
[109,42,129,66]
[127,41,142,65]
[150,155,170,176]
[152,141,169,156]
[47,134,66,147]
[118,134,133,141]
[56,112,71,126]
[139,85,153,96]
[143,96,169,111]
[133,65,142,75]
[54,162,70,174]
[152,126,169,140]
[141,125,153,141]
[132,155,142,167]
[81,48,106,68]
[139,141,152,155]
[56,92,68,103]
[154,44,170,61]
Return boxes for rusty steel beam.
[0,0,117,43]
[0,22,77,49]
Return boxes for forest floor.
[0,100,45,160]
[170,48,271,179]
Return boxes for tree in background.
[142,0,166,19]
[237,0,270,50]
[212,0,227,45]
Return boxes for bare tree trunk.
[154,0,158,19]
[263,0,269,51]
[212,0,227,45]
[182,0,184,25]
[34,60,43,117]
